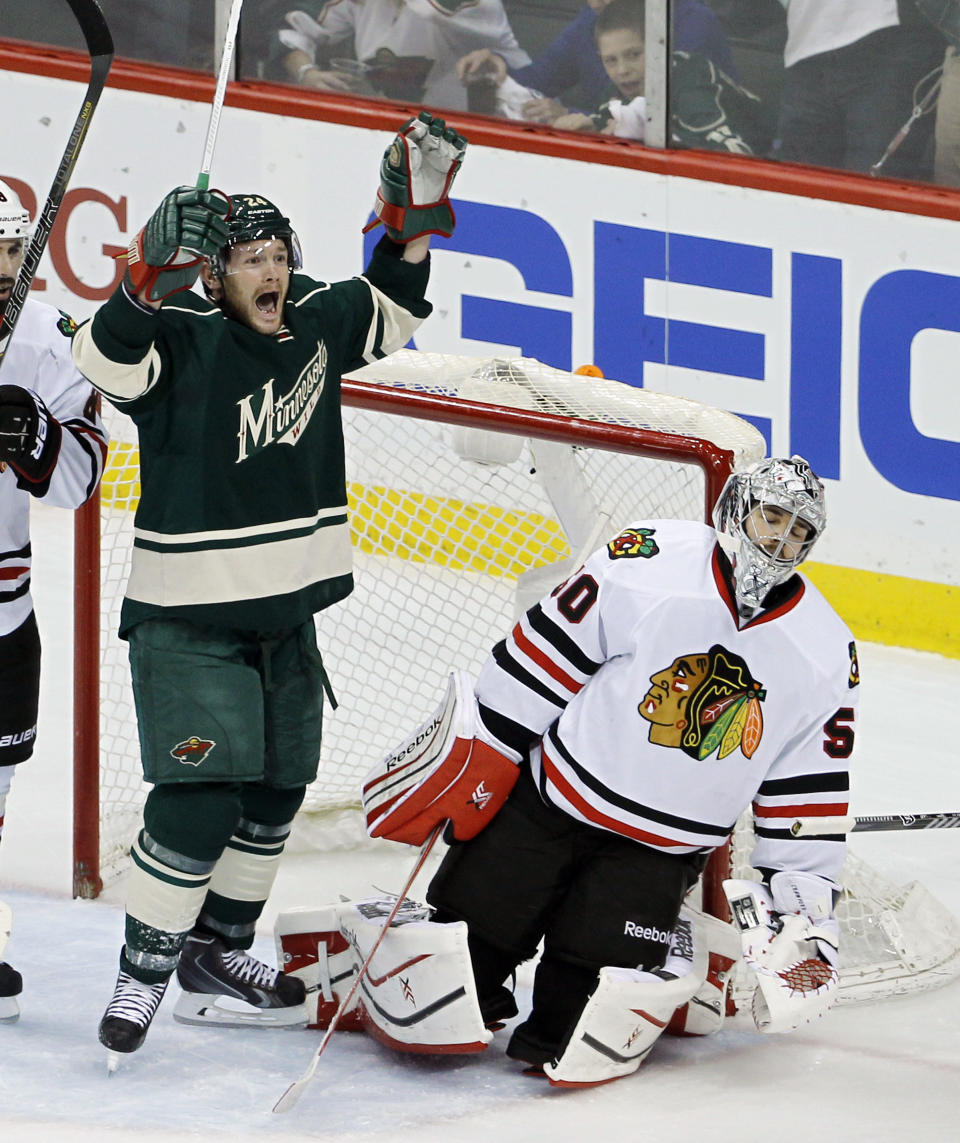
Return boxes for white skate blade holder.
[173,990,309,1029]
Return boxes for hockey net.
[73,349,960,1004]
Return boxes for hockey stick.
[789,812,960,837]
[196,0,244,189]
[272,822,444,1114]
[0,0,113,369]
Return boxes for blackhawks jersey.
[476,519,860,884]
[0,297,107,638]
[71,236,430,635]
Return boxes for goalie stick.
[272,823,444,1114]
[0,0,113,369]
[789,811,960,836]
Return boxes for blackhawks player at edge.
[71,112,467,1064]
[0,178,107,1024]
[353,455,859,1085]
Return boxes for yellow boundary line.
[100,445,956,658]
[803,563,956,660]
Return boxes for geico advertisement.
[4,69,958,588]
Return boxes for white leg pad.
[544,965,703,1088]
[341,898,493,1054]
[274,904,362,1031]
[665,905,741,1036]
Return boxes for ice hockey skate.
[173,931,308,1029]
[99,954,169,1069]
[0,961,23,1024]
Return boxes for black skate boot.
[99,951,169,1065]
[0,961,23,1024]
[173,931,308,1028]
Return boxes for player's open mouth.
[256,291,279,315]
[0,280,12,300]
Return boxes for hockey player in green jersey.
[71,111,467,1066]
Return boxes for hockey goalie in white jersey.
[0,179,108,1022]
[278,454,858,1086]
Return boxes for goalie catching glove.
[125,185,231,303]
[363,111,467,244]
[0,384,62,489]
[723,871,840,1034]
[362,670,520,845]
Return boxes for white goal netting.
[79,350,960,1004]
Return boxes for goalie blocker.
[362,670,520,846]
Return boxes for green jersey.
[73,237,430,636]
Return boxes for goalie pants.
[427,766,706,1063]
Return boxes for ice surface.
[2,503,957,1141]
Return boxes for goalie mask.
[209,193,303,278]
[713,455,826,618]
[0,179,31,241]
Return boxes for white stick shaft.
[789,812,960,836]
[272,824,444,1114]
[197,0,244,187]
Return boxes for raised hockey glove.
[723,871,839,1034]
[125,185,231,303]
[363,111,468,243]
[0,384,63,489]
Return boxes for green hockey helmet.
[211,193,303,276]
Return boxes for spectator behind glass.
[913,0,960,185]
[773,0,945,180]
[488,0,760,154]
[274,0,529,110]
[457,0,737,125]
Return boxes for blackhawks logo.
[170,736,217,767]
[607,527,659,560]
[848,641,860,689]
[56,310,77,337]
[638,645,765,761]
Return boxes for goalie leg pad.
[274,905,362,1031]
[665,904,741,1036]
[362,671,519,845]
[544,965,703,1088]
[340,898,493,1054]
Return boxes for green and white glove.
[363,112,468,244]
[125,185,231,302]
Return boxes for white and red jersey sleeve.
[0,298,107,636]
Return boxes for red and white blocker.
[362,670,520,846]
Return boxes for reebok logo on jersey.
[236,341,328,462]
[169,736,217,767]
[624,921,671,943]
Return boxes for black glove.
[125,185,231,303]
[0,384,62,489]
